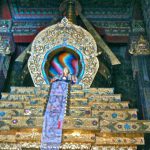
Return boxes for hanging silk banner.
[41,81,69,150]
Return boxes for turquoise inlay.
[112,113,118,118]
[0,112,6,117]
[124,124,131,130]
[30,100,38,105]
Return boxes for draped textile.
[41,81,69,150]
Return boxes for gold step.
[0,144,136,150]
[71,84,83,91]
[1,93,36,101]
[69,98,88,106]
[63,117,99,130]
[10,86,50,94]
[92,109,138,121]
[0,135,16,143]
[0,143,41,149]
[10,87,36,94]
[0,101,24,109]
[91,101,129,110]
[62,132,95,143]
[0,109,24,119]
[70,91,85,98]
[15,130,41,142]
[99,120,150,133]
[69,106,91,117]
[0,98,46,110]
[88,94,121,104]
[1,93,46,101]
[5,116,44,128]
[24,97,47,106]
[61,143,91,149]
[10,85,82,94]
[91,146,137,150]
[95,136,144,145]
[0,108,43,118]
[23,106,44,116]
[0,120,10,130]
[84,88,114,95]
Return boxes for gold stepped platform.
[63,85,150,149]
[0,85,150,150]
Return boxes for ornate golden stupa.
[0,17,150,150]
[0,1,150,150]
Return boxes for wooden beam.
[79,13,121,65]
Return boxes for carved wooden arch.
[28,17,99,87]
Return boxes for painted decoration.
[41,81,69,149]
[47,50,79,78]
[28,17,99,87]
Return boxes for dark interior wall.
[92,43,139,108]
[112,45,139,109]
[142,0,150,41]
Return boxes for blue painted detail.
[30,100,38,105]
[0,112,6,117]
[112,113,118,118]
[124,124,131,130]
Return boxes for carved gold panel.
[28,17,99,87]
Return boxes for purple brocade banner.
[41,81,69,150]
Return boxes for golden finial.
[66,0,77,24]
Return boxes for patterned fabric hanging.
[41,81,69,150]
